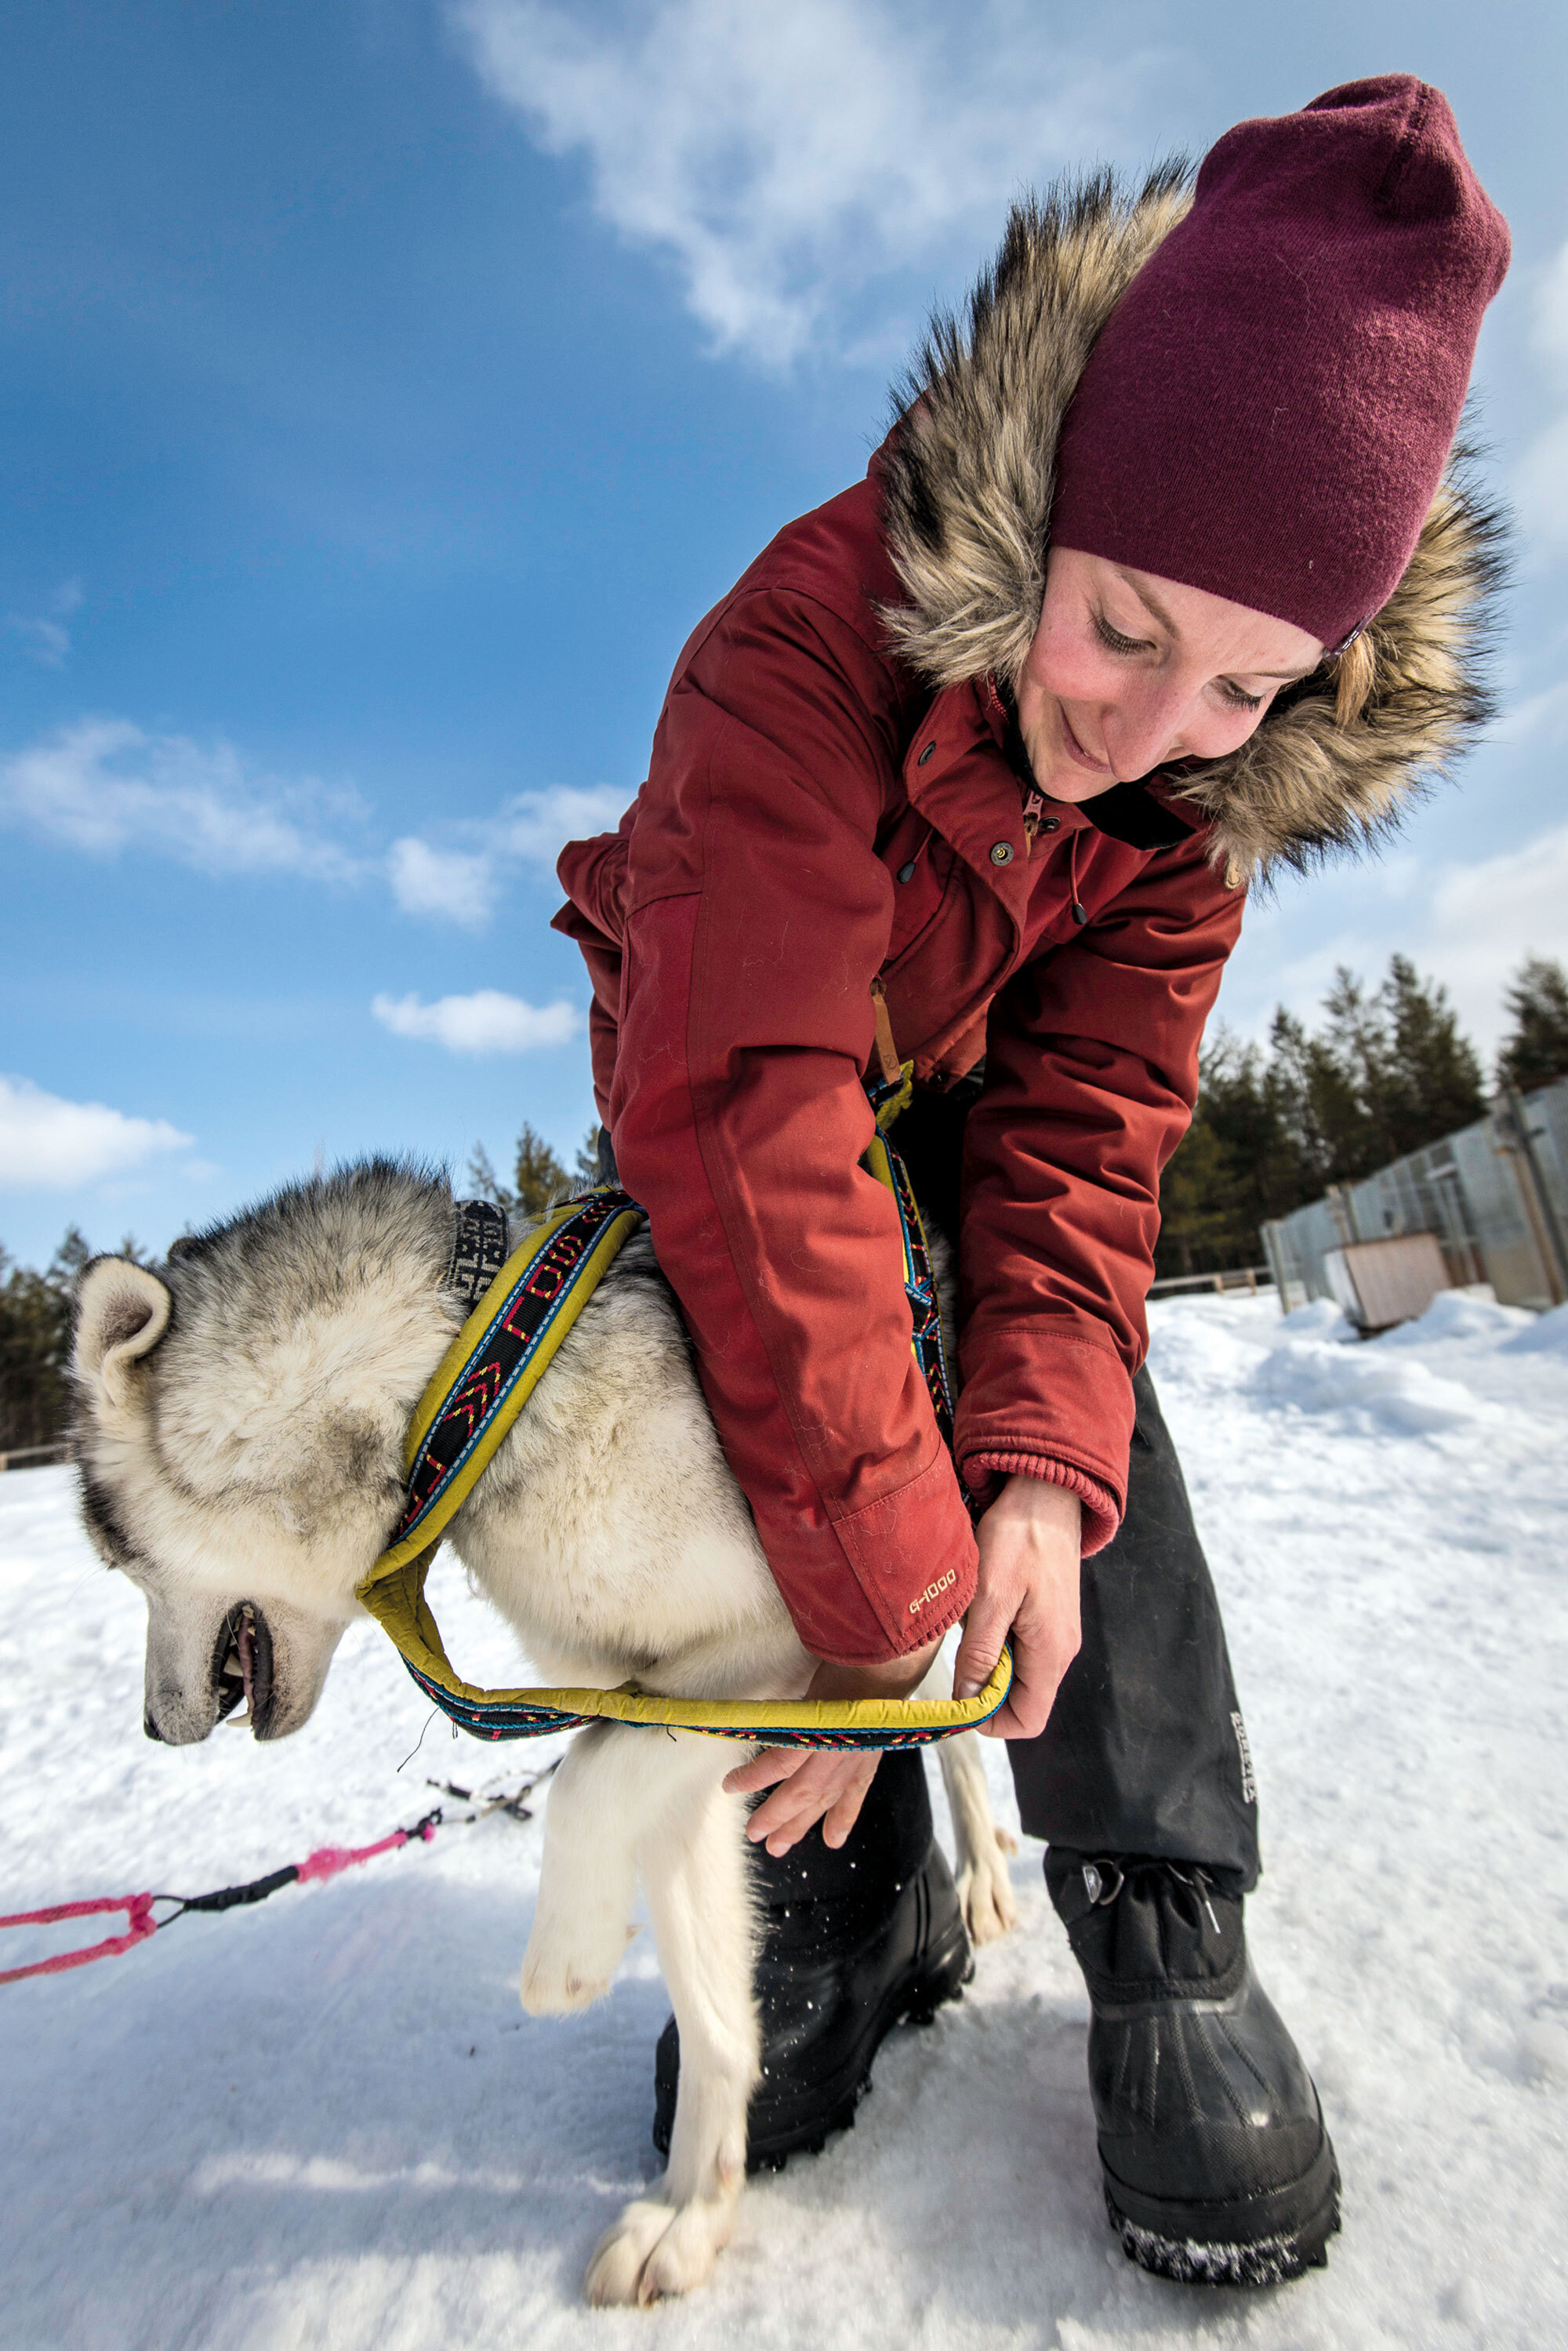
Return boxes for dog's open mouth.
[212,1601,275,1736]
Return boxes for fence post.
[1496,1089,1568,1306]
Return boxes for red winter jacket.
[554,189,1496,1667]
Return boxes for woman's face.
[1015,546,1324,804]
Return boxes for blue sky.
[3,0,1566,1268]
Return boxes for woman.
[554,77,1508,2284]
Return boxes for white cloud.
[0,1074,192,1189]
[453,0,1152,368]
[372,990,581,1054]
[388,836,498,928]
[1225,822,1568,1058]
[1494,676,1568,748]
[387,783,625,929]
[2,579,83,668]
[495,783,626,864]
[0,718,366,881]
[1,716,619,929]
[1424,824,1568,1038]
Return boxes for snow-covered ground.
[2,1289,1566,2351]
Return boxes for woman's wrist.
[806,1637,942,1705]
[989,1470,1083,1535]
[964,1450,1120,1553]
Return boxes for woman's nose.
[1103,681,1191,780]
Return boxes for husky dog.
[71,1161,1017,2306]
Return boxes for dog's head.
[71,1245,416,1745]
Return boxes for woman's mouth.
[1058,707,1112,774]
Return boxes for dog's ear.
[74,1258,173,1408]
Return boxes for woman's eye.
[1093,612,1145,656]
[1218,680,1265,711]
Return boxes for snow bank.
[1274,1296,1357,1345]
[1501,1299,1568,1355]
[1244,1285,1555,1430]
[1371,1287,1534,1346]
[1251,1335,1495,1430]
[2,1289,1566,2351]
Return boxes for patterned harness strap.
[355,1114,1011,1748]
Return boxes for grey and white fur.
[70,1159,1017,2307]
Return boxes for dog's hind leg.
[520,1720,648,2014]
[586,1739,758,2306]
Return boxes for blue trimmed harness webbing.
[354,1101,1011,1746]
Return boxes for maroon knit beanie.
[1050,77,1510,652]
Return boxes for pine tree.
[1376,954,1486,1156]
[510,1125,571,1215]
[1155,1110,1249,1274]
[1200,1029,1315,1228]
[0,1226,90,1453]
[463,1142,512,1212]
[1156,958,1488,1276]
[466,1124,575,1218]
[1269,998,1379,1187]
[1496,956,1568,1094]
[1316,970,1394,1176]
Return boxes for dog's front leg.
[520,1720,644,2014]
[586,1735,758,2306]
[938,1729,1018,1946]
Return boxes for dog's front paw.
[585,2194,734,2306]
[956,1826,1018,1946]
[518,1915,633,2015]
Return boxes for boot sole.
[1103,2135,1341,2287]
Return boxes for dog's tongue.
[238,1611,255,1713]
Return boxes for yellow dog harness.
[354,1098,1011,1747]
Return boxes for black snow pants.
[891,1077,1261,1891]
[598,1098,1261,1893]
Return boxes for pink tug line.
[0,1826,422,1987]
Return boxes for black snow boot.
[1049,1851,1341,2286]
[652,1753,972,2169]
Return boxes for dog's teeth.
[225,1710,252,1728]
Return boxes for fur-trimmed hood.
[878,169,1508,879]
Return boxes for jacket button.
[1040,816,1061,833]
[989,841,1014,866]
[896,860,916,884]
[917,740,937,766]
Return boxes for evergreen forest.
[5,956,1567,1451]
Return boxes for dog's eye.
[78,1473,147,1573]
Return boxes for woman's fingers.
[981,1563,1082,1739]
[722,1744,808,1797]
[724,1745,881,1855]
[952,1577,1018,1702]
[957,1473,1084,1736]
[820,1753,880,1848]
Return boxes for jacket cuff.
[955,1321,1134,1539]
[823,1444,979,1664]
[961,1452,1121,1556]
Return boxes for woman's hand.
[953,1474,1083,1739]
[724,1473,1080,1852]
[722,1640,942,1857]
